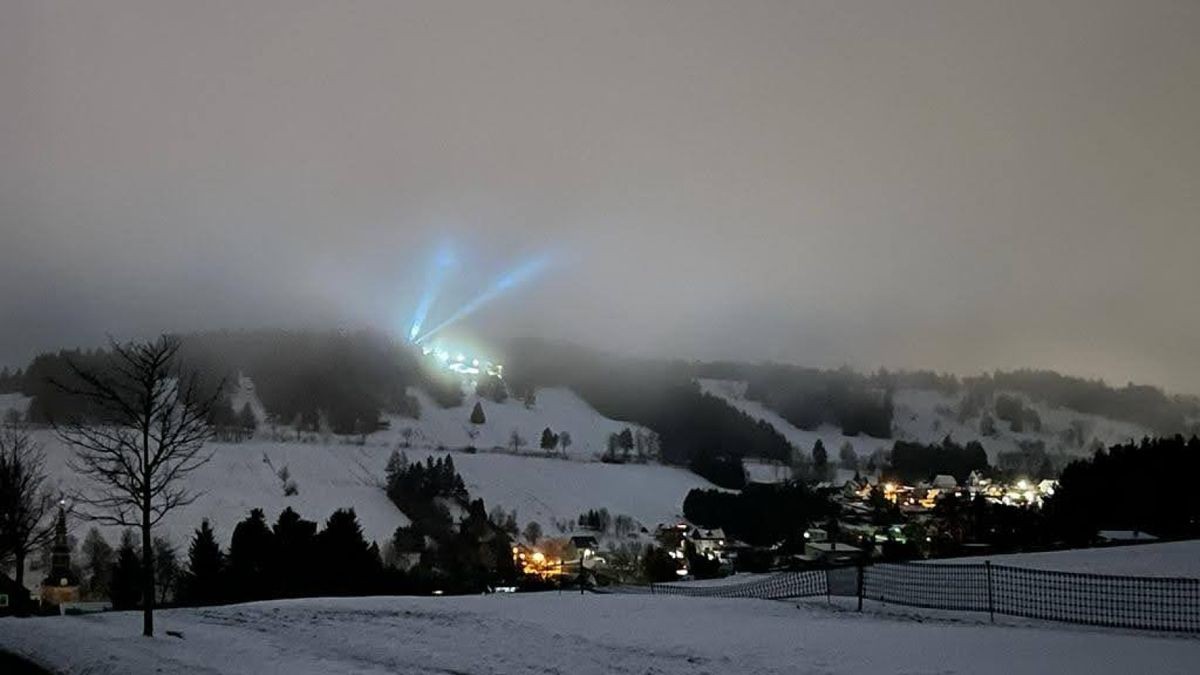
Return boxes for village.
[505,471,1065,586]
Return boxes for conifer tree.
[185,519,224,605]
[111,530,143,610]
[469,401,486,425]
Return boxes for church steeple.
[42,503,79,597]
[48,505,73,585]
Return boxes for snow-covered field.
[2,593,1197,674]
[932,540,1200,578]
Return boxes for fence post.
[856,562,864,612]
[985,560,995,623]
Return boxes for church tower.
[40,505,81,607]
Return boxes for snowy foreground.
[3,594,1199,674]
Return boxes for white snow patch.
[0,392,30,419]
[32,429,710,550]
[379,386,651,460]
[2,594,1197,674]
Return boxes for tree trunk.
[14,551,25,591]
[142,506,155,637]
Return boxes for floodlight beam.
[414,255,549,343]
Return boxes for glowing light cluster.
[420,343,503,379]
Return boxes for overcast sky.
[2,1,1199,392]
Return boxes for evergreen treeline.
[0,367,23,394]
[743,366,894,438]
[888,438,990,484]
[384,453,519,593]
[682,482,835,547]
[13,330,469,434]
[961,370,1199,435]
[177,507,387,606]
[1046,435,1200,544]
[178,330,419,434]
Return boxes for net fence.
[633,561,1200,633]
[649,571,827,600]
[858,562,1200,633]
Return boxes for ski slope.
[3,593,1197,675]
[377,386,652,459]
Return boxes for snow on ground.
[0,392,30,418]
[2,593,1197,674]
[31,427,709,550]
[930,540,1200,578]
[377,386,652,460]
[700,379,1153,469]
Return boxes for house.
[1098,530,1158,545]
[802,541,863,565]
[0,572,32,616]
[931,474,958,490]
[687,527,726,556]
[569,535,599,554]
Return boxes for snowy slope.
[698,379,891,460]
[3,594,1198,675]
[375,386,651,459]
[394,447,706,533]
[31,430,709,551]
[890,387,1149,458]
[700,379,1152,470]
[0,392,30,419]
[930,540,1200,578]
[30,431,407,549]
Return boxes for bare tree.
[55,336,219,637]
[0,426,55,590]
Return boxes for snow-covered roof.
[931,474,957,489]
[1098,530,1158,543]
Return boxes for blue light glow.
[414,255,550,344]
[407,244,456,341]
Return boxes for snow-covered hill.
[375,386,652,459]
[29,426,709,553]
[699,379,1152,472]
[699,379,891,461]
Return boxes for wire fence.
[649,571,827,600]
[637,562,1200,633]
